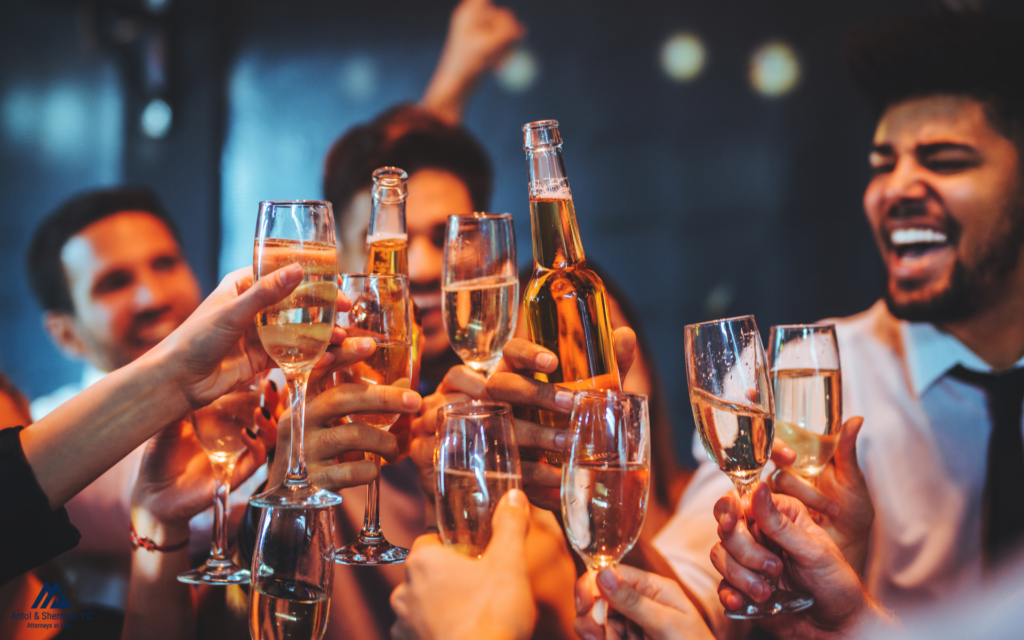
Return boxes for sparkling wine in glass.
[685,315,814,619]
[435,401,522,558]
[178,378,262,585]
[249,506,334,640]
[441,213,518,377]
[332,273,413,565]
[561,389,651,624]
[250,200,342,509]
[768,324,843,481]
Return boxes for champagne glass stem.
[360,454,383,540]
[285,372,311,486]
[210,463,233,561]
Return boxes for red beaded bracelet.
[129,523,190,552]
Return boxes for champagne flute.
[332,273,413,564]
[177,377,262,585]
[435,401,522,558]
[684,315,814,619]
[441,213,518,377]
[768,324,843,482]
[250,200,343,509]
[561,389,651,624]
[249,506,334,640]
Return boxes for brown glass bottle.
[522,121,620,462]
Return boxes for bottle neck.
[527,146,585,269]
[366,196,409,275]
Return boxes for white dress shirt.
[654,300,1024,637]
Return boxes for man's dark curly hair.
[846,9,1024,140]
[26,187,179,314]
[322,104,493,244]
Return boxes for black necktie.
[948,365,1024,566]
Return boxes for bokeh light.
[749,41,800,97]
[661,32,707,83]
[496,48,539,93]
[141,97,172,139]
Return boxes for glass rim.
[339,273,408,282]
[438,400,513,418]
[258,200,332,207]
[769,323,837,331]
[447,212,514,221]
[522,119,559,131]
[572,388,648,404]
[684,314,756,331]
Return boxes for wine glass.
[684,315,814,619]
[435,401,522,558]
[441,213,518,377]
[768,324,843,482]
[177,377,262,585]
[561,389,651,624]
[250,200,343,509]
[249,506,335,640]
[332,273,413,565]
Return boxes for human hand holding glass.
[435,401,522,558]
[441,213,518,377]
[332,273,414,564]
[249,506,335,640]
[250,200,342,509]
[177,376,264,585]
[561,389,651,627]
[684,315,813,619]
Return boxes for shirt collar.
[901,321,1024,395]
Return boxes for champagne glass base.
[724,590,815,620]
[177,560,250,585]
[249,482,343,509]
[333,539,409,565]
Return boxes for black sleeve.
[0,427,81,585]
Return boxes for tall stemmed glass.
[768,324,843,482]
[249,506,335,640]
[435,401,522,558]
[441,213,518,377]
[685,315,814,618]
[333,273,413,565]
[561,389,651,625]
[178,377,262,584]
[251,200,343,509]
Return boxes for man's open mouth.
[885,225,957,285]
[889,227,950,259]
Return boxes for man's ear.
[43,311,91,361]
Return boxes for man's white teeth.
[890,228,948,246]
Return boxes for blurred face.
[56,211,201,371]
[864,96,1024,322]
[338,169,474,360]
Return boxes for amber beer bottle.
[364,167,423,456]
[522,121,620,462]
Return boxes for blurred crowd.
[4,2,1024,640]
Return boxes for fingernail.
[280,263,303,284]
[403,391,420,409]
[355,337,375,353]
[750,581,766,600]
[261,407,272,420]
[555,390,573,410]
[763,558,780,574]
[269,380,277,392]
[827,503,840,516]
[554,431,567,449]
[597,568,617,591]
[574,593,582,614]
[245,427,257,439]
[583,633,600,640]
[536,353,556,370]
[507,488,528,509]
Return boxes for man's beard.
[885,197,1024,323]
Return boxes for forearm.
[122,512,196,640]
[22,352,191,509]
[420,51,482,125]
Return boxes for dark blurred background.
[5,0,1022,465]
